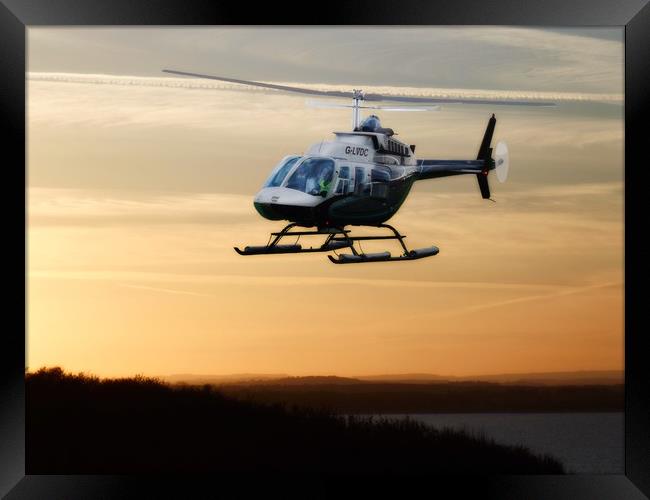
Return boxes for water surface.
[371,412,623,473]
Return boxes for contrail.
[27,72,623,104]
[119,283,215,298]
[434,281,621,319]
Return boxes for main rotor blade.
[305,99,439,111]
[362,104,440,111]
[362,93,555,107]
[163,69,556,107]
[305,100,356,109]
[162,69,354,99]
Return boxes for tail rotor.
[495,141,509,183]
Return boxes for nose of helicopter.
[253,187,323,221]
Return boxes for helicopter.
[163,69,554,264]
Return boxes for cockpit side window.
[263,156,301,188]
[286,158,335,196]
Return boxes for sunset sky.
[27,27,624,378]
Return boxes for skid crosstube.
[234,224,353,256]
[234,223,439,263]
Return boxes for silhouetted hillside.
[165,372,289,385]
[27,368,564,475]
[228,375,365,386]
[216,381,624,414]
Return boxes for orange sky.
[26,28,623,377]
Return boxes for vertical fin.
[476,114,496,199]
[477,114,496,160]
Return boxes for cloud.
[28,188,253,226]
[430,281,622,319]
[354,280,623,336]
[443,28,623,89]
[29,27,623,94]
[120,283,216,298]
[31,268,574,292]
[27,180,623,230]
[523,181,623,198]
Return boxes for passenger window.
[370,166,390,198]
[371,166,391,183]
[354,166,367,195]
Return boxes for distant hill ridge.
[358,370,624,385]
[163,370,623,386]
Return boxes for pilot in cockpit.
[316,163,333,196]
[305,162,333,197]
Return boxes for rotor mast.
[352,89,364,130]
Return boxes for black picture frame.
[1,1,649,497]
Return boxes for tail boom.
[416,114,501,199]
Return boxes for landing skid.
[234,223,439,264]
[327,224,439,264]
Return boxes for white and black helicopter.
[164,69,554,264]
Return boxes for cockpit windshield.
[286,158,335,196]
[263,156,301,188]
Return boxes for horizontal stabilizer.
[477,173,491,199]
